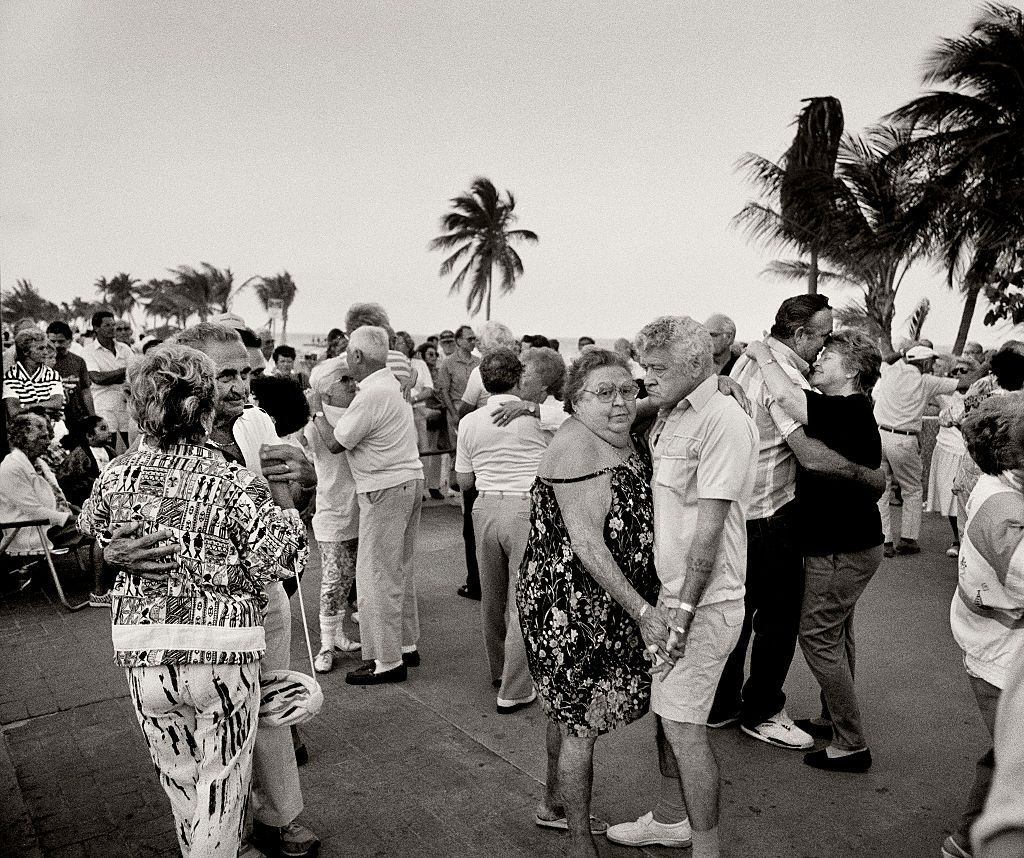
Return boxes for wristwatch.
[313,411,325,419]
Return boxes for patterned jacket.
[79,442,308,668]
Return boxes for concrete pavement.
[0,501,988,857]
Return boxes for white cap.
[906,345,937,361]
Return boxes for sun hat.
[906,345,937,362]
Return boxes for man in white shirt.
[312,326,424,685]
[872,344,971,556]
[608,316,758,858]
[489,347,569,433]
[83,311,136,450]
[455,349,551,714]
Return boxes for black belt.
[879,425,918,437]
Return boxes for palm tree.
[429,177,539,319]
[94,272,140,321]
[139,279,196,328]
[168,263,240,320]
[888,3,1024,353]
[1,279,61,323]
[739,124,938,346]
[249,272,297,342]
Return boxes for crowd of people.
[2,297,1023,858]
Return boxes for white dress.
[926,393,965,517]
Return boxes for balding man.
[705,314,738,376]
[312,326,424,685]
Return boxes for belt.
[879,425,919,436]
[478,490,530,499]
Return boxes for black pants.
[463,487,480,593]
[712,500,804,728]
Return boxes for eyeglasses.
[581,382,640,403]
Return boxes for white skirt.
[927,428,965,516]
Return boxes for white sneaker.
[350,611,360,624]
[741,708,814,750]
[334,633,361,653]
[606,812,692,848]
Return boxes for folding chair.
[0,518,89,611]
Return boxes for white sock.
[401,644,418,654]
[375,659,402,673]
[318,613,339,651]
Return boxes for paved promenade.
[0,502,988,857]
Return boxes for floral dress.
[516,451,659,737]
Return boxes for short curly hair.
[523,347,566,398]
[822,329,882,394]
[479,348,523,395]
[562,348,630,414]
[345,302,390,333]
[8,411,49,452]
[634,315,714,373]
[962,393,1024,476]
[128,344,217,449]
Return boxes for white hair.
[478,320,517,354]
[634,315,714,372]
[348,326,388,363]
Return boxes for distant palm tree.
[888,3,1024,353]
[139,279,196,328]
[94,272,140,321]
[249,272,297,342]
[429,177,538,320]
[741,124,938,345]
[169,263,239,319]
[1,279,61,323]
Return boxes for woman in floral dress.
[517,348,676,858]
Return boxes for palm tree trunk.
[952,284,981,356]
[485,266,492,321]
[282,311,288,344]
[808,247,819,295]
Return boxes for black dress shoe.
[402,650,421,667]
[803,747,872,772]
[492,678,502,688]
[345,662,408,685]
[793,718,834,740]
[457,584,482,601]
[428,489,444,500]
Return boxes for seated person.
[57,415,115,507]
[0,411,109,605]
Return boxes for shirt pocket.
[655,434,702,488]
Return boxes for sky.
[1,1,1016,347]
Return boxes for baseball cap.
[210,312,248,331]
[439,330,456,340]
[906,345,937,361]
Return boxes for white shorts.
[652,598,744,725]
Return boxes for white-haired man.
[606,316,757,858]
[104,321,320,858]
[312,326,424,684]
[705,314,738,376]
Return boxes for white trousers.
[877,430,923,541]
[127,662,260,858]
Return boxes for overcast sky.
[1,1,1011,346]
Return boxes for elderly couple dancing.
[517,315,759,858]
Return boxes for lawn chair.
[0,518,89,611]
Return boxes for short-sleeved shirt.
[460,365,489,410]
[437,351,479,410]
[539,395,569,432]
[729,338,811,520]
[83,339,135,417]
[455,393,551,492]
[333,367,423,493]
[53,352,92,425]
[2,362,64,410]
[799,391,883,555]
[651,375,759,606]
[872,360,958,432]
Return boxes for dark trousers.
[956,675,999,845]
[712,500,803,728]
[463,487,480,594]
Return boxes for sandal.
[534,812,608,834]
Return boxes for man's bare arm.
[786,427,886,498]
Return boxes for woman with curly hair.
[79,344,308,858]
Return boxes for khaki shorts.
[651,598,744,725]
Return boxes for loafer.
[793,718,834,740]
[345,662,407,685]
[250,820,321,858]
[457,584,482,601]
[606,812,692,847]
[895,539,921,555]
[803,747,872,773]
[402,650,421,667]
[496,689,537,714]
[883,542,895,558]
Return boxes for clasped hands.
[639,604,691,678]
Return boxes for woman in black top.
[745,330,882,773]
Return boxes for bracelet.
[761,358,777,367]
[639,602,650,618]
[678,602,696,616]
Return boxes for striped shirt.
[2,362,64,409]
[950,472,1024,689]
[729,338,811,520]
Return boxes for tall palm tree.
[1,279,61,323]
[888,3,1024,353]
[740,124,938,345]
[429,177,538,320]
[139,279,196,328]
[169,263,240,320]
[249,272,297,342]
[94,272,140,321]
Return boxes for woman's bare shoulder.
[539,420,613,480]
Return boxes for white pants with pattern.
[127,661,260,858]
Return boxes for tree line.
[2,266,298,339]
